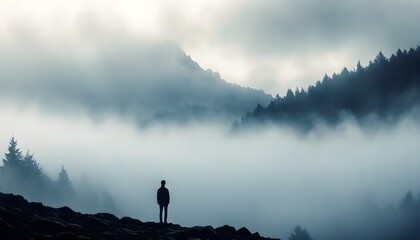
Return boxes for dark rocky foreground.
[0,192,278,240]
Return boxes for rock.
[114,228,137,235]
[0,217,12,232]
[156,236,176,240]
[30,218,67,234]
[216,225,236,234]
[28,232,54,240]
[94,213,119,222]
[55,231,78,240]
[188,226,217,239]
[0,193,28,206]
[120,216,144,225]
[29,201,45,209]
[238,227,252,236]
[250,232,261,240]
[86,216,110,229]
[166,229,188,239]
[216,224,237,238]
[0,192,279,240]
[56,206,76,215]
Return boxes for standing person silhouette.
[157,180,170,224]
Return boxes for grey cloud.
[219,0,420,56]
[0,34,272,124]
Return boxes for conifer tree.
[55,166,74,203]
[22,151,43,179]
[57,166,71,188]
[3,137,23,169]
[289,225,313,240]
[400,191,415,210]
[356,61,363,72]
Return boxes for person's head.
[161,180,166,186]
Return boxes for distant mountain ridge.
[0,39,272,125]
[237,46,420,130]
[0,192,277,240]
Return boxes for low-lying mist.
[1,104,420,239]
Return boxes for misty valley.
[1,24,420,239]
[1,119,420,240]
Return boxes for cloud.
[1,0,419,95]
[185,0,419,94]
[0,30,271,124]
[1,105,420,239]
[219,0,420,57]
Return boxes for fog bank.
[1,105,420,239]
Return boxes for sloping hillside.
[238,46,420,130]
[0,40,272,124]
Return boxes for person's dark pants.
[159,204,168,223]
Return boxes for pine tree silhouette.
[2,137,23,169]
[289,225,313,240]
[55,165,74,204]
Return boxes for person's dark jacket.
[157,187,170,205]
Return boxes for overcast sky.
[1,0,419,95]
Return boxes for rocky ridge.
[0,192,278,240]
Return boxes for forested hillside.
[238,46,420,130]
[0,137,118,215]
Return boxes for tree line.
[0,137,118,215]
[237,45,420,131]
